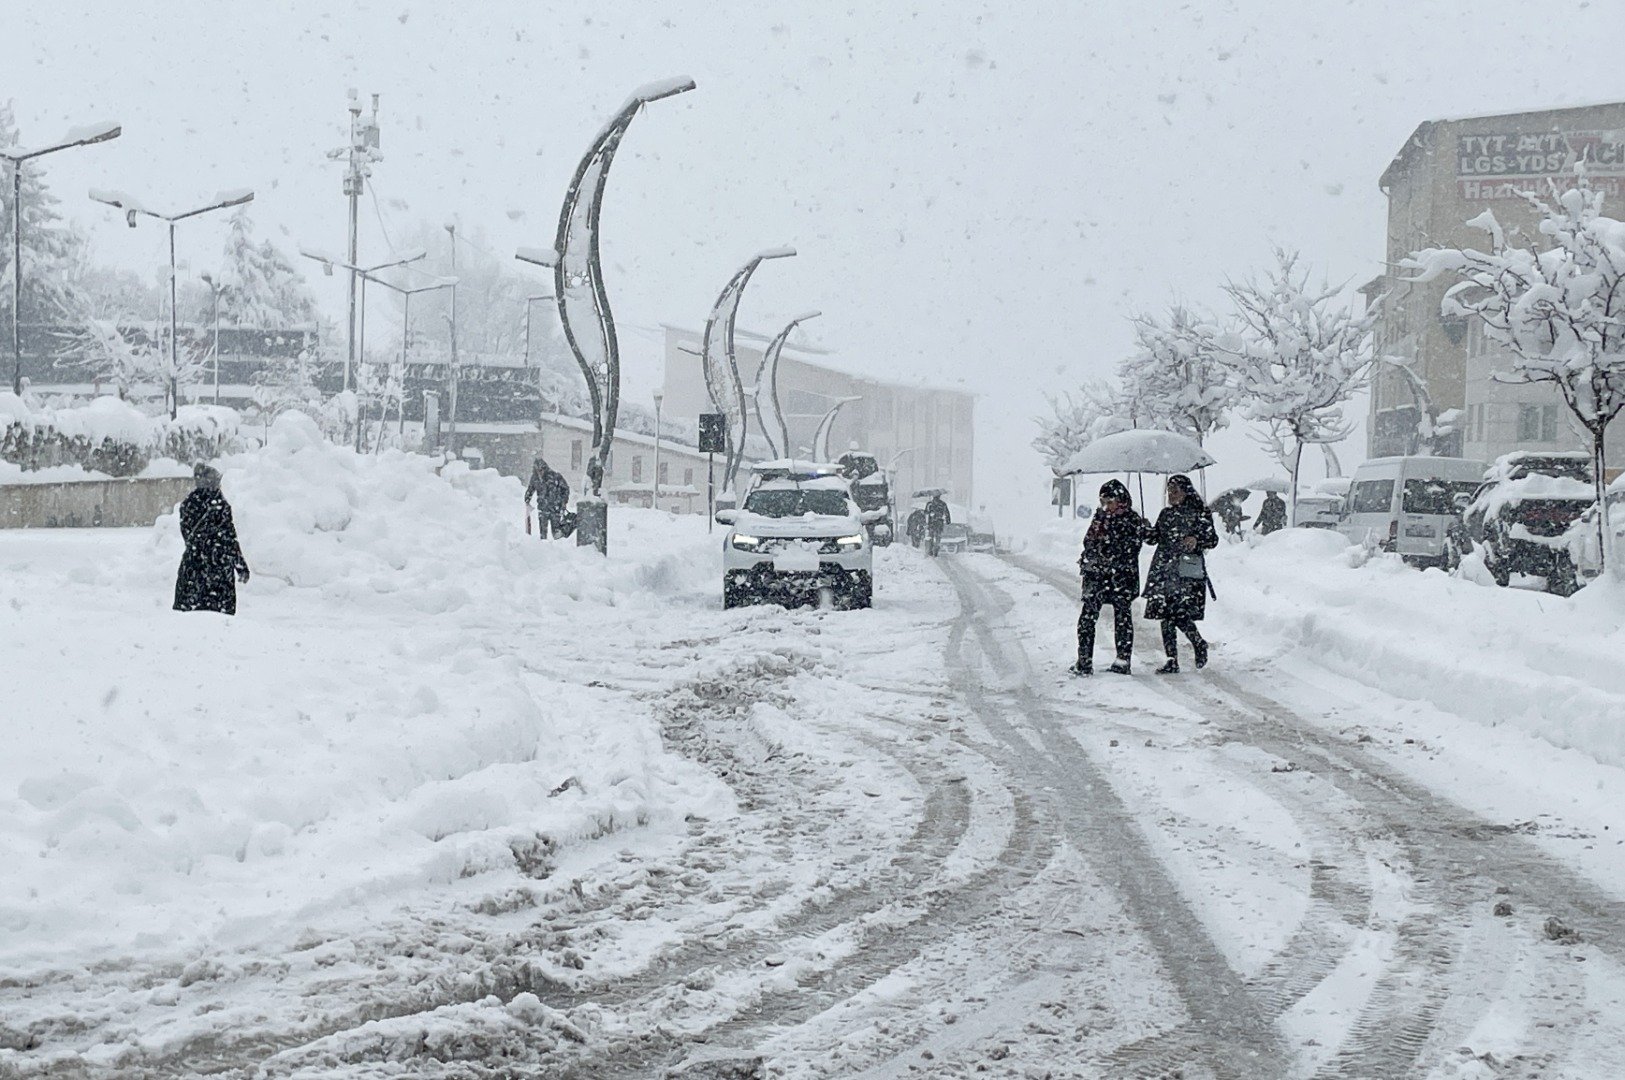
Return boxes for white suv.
[716,476,876,609]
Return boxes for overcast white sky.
[6,0,1625,518]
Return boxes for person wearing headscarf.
[1144,473,1219,673]
[1073,479,1151,676]
[173,463,250,615]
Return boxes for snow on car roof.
[752,458,841,473]
[754,474,851,492]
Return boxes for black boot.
[1192,637,1209,669]
[1070,659,1093,676]
[1156,659,1180,675]
[1109,658,1131,675]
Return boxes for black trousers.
[1079,592,1133,663]
[1160,617,1203,656]
[536,508,567,539]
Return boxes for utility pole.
[326,90,380,394]
[444,222,459,444]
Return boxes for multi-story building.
[659,324,976,507]
[1367,102,1625,470]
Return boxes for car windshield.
[1402,479,1480,514]
[743,488,852,518]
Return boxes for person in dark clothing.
[1074,479,1151,676]
[173,463,249,615]
[907,508,927,548]
[1212,491,1248,538]
[924,494,951,557]
[1256,491,1287,535]
[1145,473,1219,674]
[524,456,572,539]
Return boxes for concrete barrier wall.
[0,477,193,529]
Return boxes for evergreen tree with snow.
[1407,171,1625,576]
[211,209,317,329]
[1211,250,1375,521]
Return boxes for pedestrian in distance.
[1144,473,1218,674]
[524,455,572,539]
[924,493,951,557]
[1212,490,1248,539]
[1256,491,1287,535]
[173,463,250,616]
[1073,479,1151,676]
[907,507,927,548]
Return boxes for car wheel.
[845,572,873,609]
[723,578,752,609]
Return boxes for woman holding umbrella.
[1073,479,1151,676]
[1144,474,1218,673]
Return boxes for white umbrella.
[1063,429,1216,475]
[1244,475,1292,493]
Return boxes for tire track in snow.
[1004,551,1625,1077]
[941,558,1286,1079]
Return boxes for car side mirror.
[714,509,738,526]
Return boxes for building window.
[632,456,643,483]
[570,440,583,470]
[658,460,669,485]
[684,467,694,486]
[1517,404,1559,443]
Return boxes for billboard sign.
[1456,130,1625,200]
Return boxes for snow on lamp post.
[516,76,696,554]
[2,120,121,395]
[91,186,254,419]
[753,310,820,459]
[702,247,796,489]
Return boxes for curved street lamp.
[702,247,796,488]
[812,395,861,462]
[753,310,820,459]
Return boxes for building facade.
[659,324,976,506]
[1367,103,1625,470]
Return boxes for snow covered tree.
[0,103,93,359]
[1406,172,1625,575]
[1213,250,1376,519]
[1120,305,1235,446]
[211,210,317,329]
[1032,381,1132,472]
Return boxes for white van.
[1338,456,1487,565]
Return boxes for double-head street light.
[2,120,121,394]
[298,245,426,393]
[90,187,254,418]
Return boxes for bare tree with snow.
[1214,249,1375,519]
[1120,304,1236,447]
[1032,381,1131,472]
[1407,173,1625,575]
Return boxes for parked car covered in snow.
[1453,451,1593,594]
[1338,456,1486,566]
[716,473,879,609]
[1292,493,1345,529]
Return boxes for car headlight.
[834,533,866,550]
[731,534,765,551]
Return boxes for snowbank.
[0,417,727,972]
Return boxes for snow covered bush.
[0,393,246,477]
[1406,171,1625,576]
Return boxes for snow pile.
[1204,531,1625,768]
[0,421,728,975]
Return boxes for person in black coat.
[1074,479,1151,676]
[1256,491,1287,535]
[173,464,250,615]
[524,456,572,539]
[924,494,951,556]
[1144,473,1219,673]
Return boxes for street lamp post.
[353,272,455,447]
[91,187,254,418]
[199,272,228,404]
[653,389,664,510]
[2,120,121,394]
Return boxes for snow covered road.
[5,459,1625,1078]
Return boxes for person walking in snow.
[1256,491,1287,535]
[924,493,951,556]
[524,455,571,539]
[1212,490,1247,539]
[173,463,250,616]
[1073,479,1151,676]
[1144,473,1218,674]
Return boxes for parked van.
[1338,456,1487,566]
